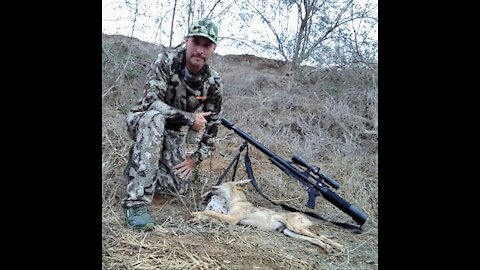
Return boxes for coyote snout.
[192,179,344,253]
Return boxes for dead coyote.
[191,179,344,253]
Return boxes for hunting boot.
[124,205,155,230]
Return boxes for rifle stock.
[221,117,368,226]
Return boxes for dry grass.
[102,34,378,269]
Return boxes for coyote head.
[210,179,251,199]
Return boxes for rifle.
[221,117,368,226]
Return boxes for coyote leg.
[293,226,345,251]
[314,234,345,252]
[191,210,242,225]
[282,228,333,253]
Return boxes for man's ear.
[184,36,189,43]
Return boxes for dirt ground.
[102,156,378,270]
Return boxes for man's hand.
[191,111,212,132]
[172,155,197,181]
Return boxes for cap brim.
[188,33,217,44]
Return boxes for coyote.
[191,179,344,253]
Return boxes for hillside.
[102,34,378,269]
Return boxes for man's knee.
[130,111,167,142]
[127,111,165,140]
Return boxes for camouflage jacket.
[128,47,223,163]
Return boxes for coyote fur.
[191,179,344,253]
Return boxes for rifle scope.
[292,155,341,190]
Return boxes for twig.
[349,237,373,252]
[136,232,149,262]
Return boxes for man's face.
[185,36,216,72]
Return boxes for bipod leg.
[203,141,248,203]
[230,141,248,182]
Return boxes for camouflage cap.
[187,18,218,44]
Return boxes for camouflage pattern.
[122,47,223,208]
[187,18,218,44]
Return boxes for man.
[121,18,223,230]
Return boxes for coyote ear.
[235,179,252,186]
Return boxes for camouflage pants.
[122,110,189,208]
